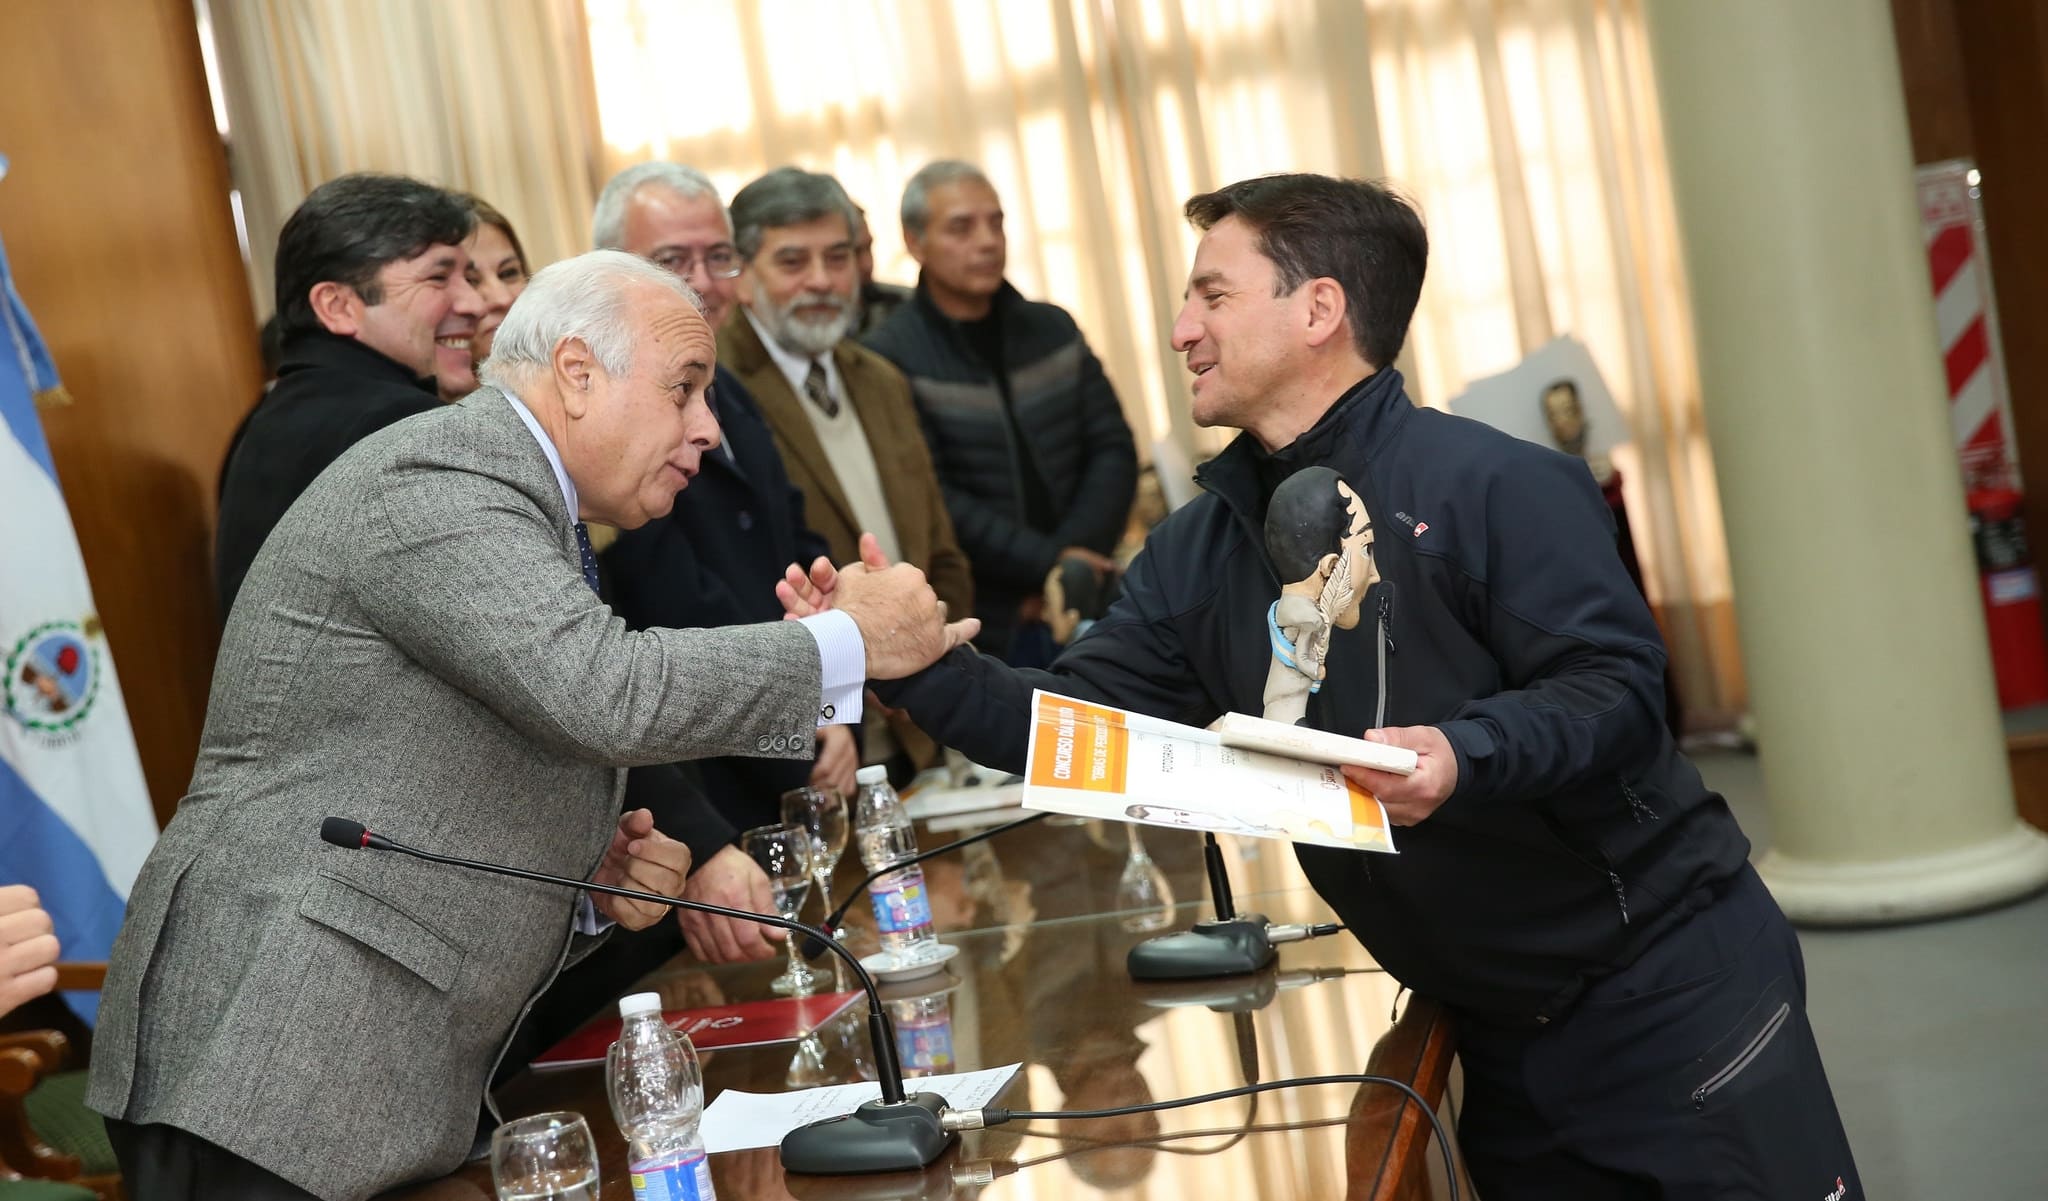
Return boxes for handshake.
[779,533,979,679]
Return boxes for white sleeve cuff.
[575,893,614,935]
[798,609,866,727]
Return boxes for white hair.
[591,161,728,250]
[480,250,703,390]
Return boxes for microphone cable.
[944,1072,1459,1201]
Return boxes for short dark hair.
[728,167,856,261]
[460,193,529,275]
[1265,466,1357,582]
[1184,174,1427,369]
[273,173,475,339]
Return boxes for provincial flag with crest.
[0,199,156,1023]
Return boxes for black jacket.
[878,368,1750,1025]
[605,366,835,845]
[864,282,1137,644]
[215,332,441,616]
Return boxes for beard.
[759,289,853,358]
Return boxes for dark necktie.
[803,360,839,418]
[573,522,601,594]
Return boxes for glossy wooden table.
[393,820,1463,1200]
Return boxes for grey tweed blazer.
[87,388,825,1200]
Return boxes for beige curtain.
[1357,0,1742,720]
[205,0,604,317]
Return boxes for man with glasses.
[722,166,973,781]
[585,162,843,965]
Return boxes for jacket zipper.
[1623,777,1659,823]
[1692,1002,1791,1109]
[1373,581,1394,729]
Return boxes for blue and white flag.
[0,216,157,1024]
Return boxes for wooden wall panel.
[0,0,262,827]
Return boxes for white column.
[1642,0,2048,922]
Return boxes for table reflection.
[408,820,1457,1200]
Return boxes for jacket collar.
[1195,366,1412,522]
[910,274,1024,343]
[275,328,438,396]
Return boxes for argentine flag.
[0,215,156,1024]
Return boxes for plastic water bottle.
[606,992,714,1201]
[853,764,940,965]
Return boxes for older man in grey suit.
[86,251,974,1201]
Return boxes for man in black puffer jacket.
[797,173,1860,1199]
[865,161,1137,664]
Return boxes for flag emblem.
[6,619,101,733]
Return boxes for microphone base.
[780,1093,958,1175]
[1126,915,1279,980]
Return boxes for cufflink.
[820,704,836,721]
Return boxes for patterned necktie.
[803,360,839,418]
[573,522,601,594]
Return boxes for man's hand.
[778,533,890,619]
[589,809,693,930]
[809,724,858,797]
[0,884,60,1019]
[679,844,784,963]
[789,534,978,676]
[1341,726,1460,826]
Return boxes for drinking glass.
[1117,823,1178,932]
[742,822,817,996]
[780,785,849,911]
[489,1111,599,1201]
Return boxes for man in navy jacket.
[786,173,1860,1199]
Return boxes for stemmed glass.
[742,822,817,996]
[489,1111,599,1200]
[780,785,850,926]
[1117,823,1177,932]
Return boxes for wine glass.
[742,822,817,996]
[489,1111,599,1201]
[780,785,849,913]
[1117,823,1177,932]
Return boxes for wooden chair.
[1,964,120,1201]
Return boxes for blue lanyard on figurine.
[1267,601,1320,693]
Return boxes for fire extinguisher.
[1967,487,2048,710]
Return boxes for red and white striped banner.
[1918,159,2018,487]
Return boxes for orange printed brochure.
[1021,690,1396,854]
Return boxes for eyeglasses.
[652,244,742,280]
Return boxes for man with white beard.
[718,167,973,777]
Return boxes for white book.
[1020,691,1399,854]
[1205,712,1418,776]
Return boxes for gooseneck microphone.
[316,817,953,1175]
[803,810,1051,960]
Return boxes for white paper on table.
[700,1063,1022,1154]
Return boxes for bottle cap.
[618,991,663,1019]
[856,765,889,787]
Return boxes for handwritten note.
[700,1064,1022,1154]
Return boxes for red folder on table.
[531,990,863,1069]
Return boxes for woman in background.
[437,194,530,400]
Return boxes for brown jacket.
[719,314,974,767]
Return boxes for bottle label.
[896,1013,955,1072]
[630,1150,713,1201]
[869,875,934,933]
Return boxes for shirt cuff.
[574,893,614,936]
[798,609,865,727]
